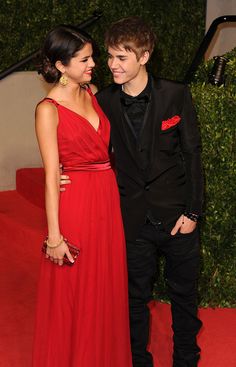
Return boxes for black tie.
[121,94,149,106]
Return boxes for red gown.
[32,89,132,367]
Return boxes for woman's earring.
[59,75,68,86]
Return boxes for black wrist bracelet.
[184,212,199,222]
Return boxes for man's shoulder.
[95,84,120,114]
[96,83,119,99]
[153,77,187,92]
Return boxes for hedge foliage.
[0,0,206,83]
[190,48,236,307]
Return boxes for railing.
[184,15,236,83]
[0,10,102,81]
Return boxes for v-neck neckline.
[45,90,100,133]
[58,103,101,133]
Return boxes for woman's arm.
[35,102,74,265]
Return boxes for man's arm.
[180,84,204,215]
[171,84,204,235]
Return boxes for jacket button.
[145,185,150,191]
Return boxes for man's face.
[107,45,145,85]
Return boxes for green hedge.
[190,48,236,307]
[0,0,205,83]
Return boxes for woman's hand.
[171,215,197,236]
[46,240,74,266]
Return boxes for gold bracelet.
[46,235,64,249]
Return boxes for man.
[63,17,203,367]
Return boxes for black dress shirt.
[120,75,152,139]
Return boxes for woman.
[32,25,132,367]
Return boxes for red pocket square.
[161,115,181,131]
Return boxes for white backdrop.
[206,0,236,59]
[0,72,50,190]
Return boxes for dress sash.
[63,160,111,172]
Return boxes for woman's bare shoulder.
[36,98,57,116]
[35,98,59,130]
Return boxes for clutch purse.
[42,237,80,266]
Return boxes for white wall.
[0,72,50,190]
[206,0,236,59]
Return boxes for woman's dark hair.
[38,25,94,83]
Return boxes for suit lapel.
[107,79,166,170]
[109,86,138,162]
[139,79,164,165]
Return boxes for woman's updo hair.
[38,25,93,83]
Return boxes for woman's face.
[63,43,95,84]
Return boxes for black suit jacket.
[96,78,204,240]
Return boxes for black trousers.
[127,218,202,367]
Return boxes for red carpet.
[0,169,236,366]
[0,190,46,367]
[16,168,45,209]
[148,302,236,367]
